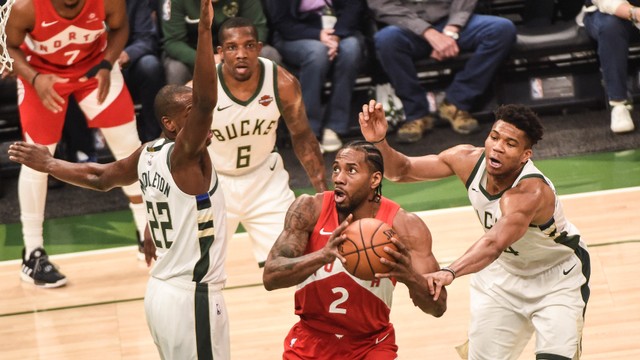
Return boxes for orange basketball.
[339,218,398,280]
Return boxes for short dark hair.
[218,17,259,44]
[154,85,191,128]
[493,104,544,147]
[340,140,384,202]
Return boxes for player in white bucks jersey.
[211,18,327,267]
[9,1,230,358]
[359,101,590,360]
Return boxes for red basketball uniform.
[283,191,400,360]
[17,0,134,145]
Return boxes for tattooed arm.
[263,193,349,290]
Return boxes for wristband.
[85,59,113,78]
[31,72,41,86]
[440,266,456,279]
[370,136,386,144]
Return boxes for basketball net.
[0,0,16,74]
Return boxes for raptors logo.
[258,95,273,107]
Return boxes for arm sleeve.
[333,0,365,38]
[124,1,159,64]
[367,0,433,36]
[265,0,322,40]
[447,0,477,27]
[161,0,196,67]
[240,0,270,43]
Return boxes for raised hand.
[358,99,388,144]
[200,0,214,29]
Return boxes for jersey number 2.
[329,287,349,314]
[146,201,174,249]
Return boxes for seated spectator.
[159,0,281,85]
[266,0,365,152]
[120,0,165,142]
[580,0,639,133]
[367,0,517,143]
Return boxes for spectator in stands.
[367,0,517,143]
[120,0,165,142]
[581,0,639,133]
[159,0,281,85]
[265,0,364,153]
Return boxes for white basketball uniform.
[208,58,295,265]
[139,139,230,360]
[465,153,590,360]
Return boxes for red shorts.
[17,66,135,145]
[283,321,398,360]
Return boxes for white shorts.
[218,152,295,265]
[144,276,230,360]
[468,254,588,360]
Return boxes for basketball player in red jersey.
[6,0,147,287]
[263,141,447,359]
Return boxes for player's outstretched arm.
[277,67,327,192]
[8,141,140,191]
[173,0,216,162]
[359,100,477,183]
[377,210,447,317]
[263,195,350,290]
[424,179,552,300]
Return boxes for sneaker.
[136,230,145,261]
[21,247,67,288]
[321,128,342,153]
[396,115,434,143]
[438,100,480,135]
[610,103,635,133]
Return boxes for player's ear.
[371,171,382,189]
[521,148,532,164]
[162,116,176,132]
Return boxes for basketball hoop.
[0,0,16,74]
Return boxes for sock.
[19,142,56,260]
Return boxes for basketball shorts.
[17,65,135,145]
[283,321,398,360]
[145,276,230,360]
[467,254,588,360]
[217,152,295,264]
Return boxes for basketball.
[339,218,398,280]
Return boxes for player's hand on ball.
[376,236,415,282]
[321,214,352,264]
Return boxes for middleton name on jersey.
[139,171,171,197]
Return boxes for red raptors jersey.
[21,0,107,77]
[294,191,400,336]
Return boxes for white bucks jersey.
[209,58,282,175]
[466,153,585,276]
[138,139,227,284]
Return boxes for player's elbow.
[262,268,277,291]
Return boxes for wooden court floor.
[0,187,638,359]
